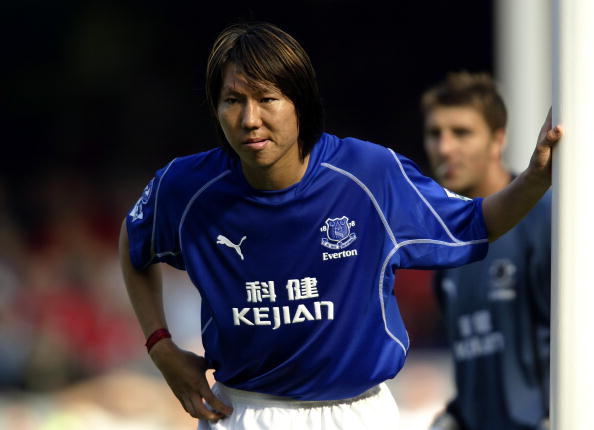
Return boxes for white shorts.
[198,382,400,430]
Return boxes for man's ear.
[491,128,507,159]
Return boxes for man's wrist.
[147,336,176,364]
[145,328,172,353]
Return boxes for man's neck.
[469,164,512,198]
[242,154,310,191]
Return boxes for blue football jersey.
[126,133,488,400]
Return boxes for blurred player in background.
[424,72,551,430]
[119,23,560,430]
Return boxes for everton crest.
[321,216,357,250]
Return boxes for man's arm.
[118,220,232,421]
[483,110,563,241]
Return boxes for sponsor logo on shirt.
[442,280,505,361]
[454,310,505,361]
[232,276,334,330]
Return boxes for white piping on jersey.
[321,163,398,247]
[179,170,232,251]
[322,162,406,352]
[388,148,464,244]
[322,156,487,354]
[395,237,487,249]
[201,317,213,335]
[386,149,488,248]
[150,159,179,264]
[380,247,409,355]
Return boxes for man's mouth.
[243,138,269,150]
[436,163,458,178]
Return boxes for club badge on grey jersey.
[488,258,517,301]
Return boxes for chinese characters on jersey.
[233,277,334,329]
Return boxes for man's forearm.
[482,169,550,242]
[119,220,168,337]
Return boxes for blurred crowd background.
[2,1,493,428]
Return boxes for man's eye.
[261,97,277,103]
[224,97,238,104]
[426,129,441,138]
[453,128,471,137]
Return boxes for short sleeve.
[385,151,489,269]
[126,162,185,271]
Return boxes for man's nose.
[436,133,455,157]
[241,100,262,129]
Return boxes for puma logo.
[216,235,247,260]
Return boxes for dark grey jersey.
[435,190,551,430]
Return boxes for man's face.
[217,63,301,176]
[423,106,503,196]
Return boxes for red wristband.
[145,328,171,353]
